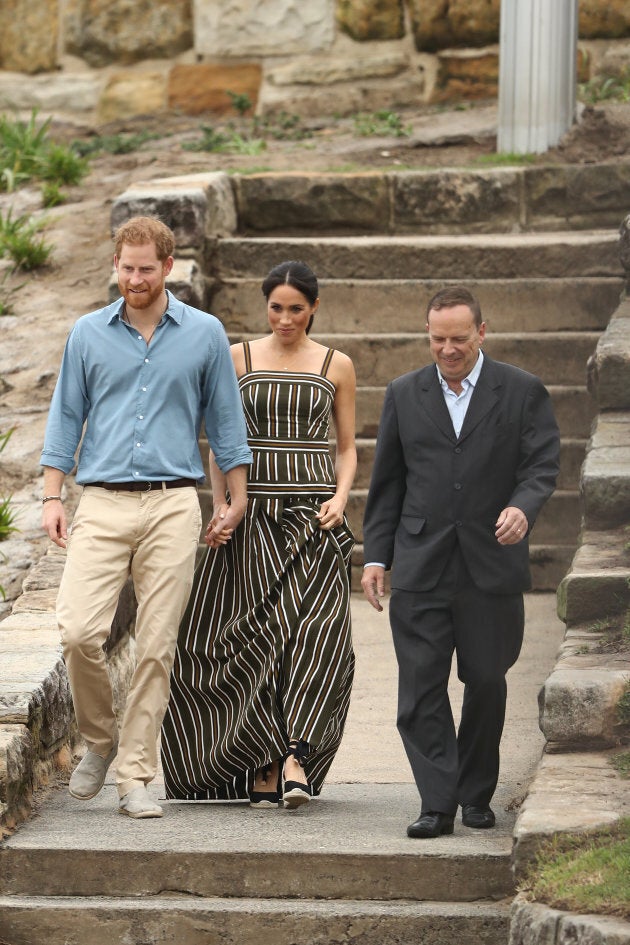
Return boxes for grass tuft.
[0,208,52,270]
[352,110,412,138]
[0,428,18,544]
[0,110,88,191]
[520,818,630,919]
[579,70,630,104]
[610,750,630,780]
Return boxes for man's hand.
[495,506,528,545]
[361,564,385,612]
[42,499,67,548]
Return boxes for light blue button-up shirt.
[41,292,252,483]
[436,349,484,437]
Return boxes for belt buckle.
[141,481,153,492]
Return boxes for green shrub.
[0,110,87,191]
[0,428,18,542]
[0,267,23,315]
[0,207,52,270]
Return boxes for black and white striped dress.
[161,345,355,800]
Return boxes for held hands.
[41,500,68,549]
[316,495,346,530]
[205,500,246,548]
[495,506,528,545]
[361,564,385,612]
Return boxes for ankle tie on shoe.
[285,739,310,765]
[282,740,313,809]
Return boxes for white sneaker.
[68,743,118,800]
[118,786,163,819]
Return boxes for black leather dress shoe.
[461,804,495,829]
[407,811,455,839]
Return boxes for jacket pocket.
[400,514,426,535]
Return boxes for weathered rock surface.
[0,0,58,73]
[408,0,501,51]
[63,0,193,67]
[337,0,405,41]
[194,0,335,57]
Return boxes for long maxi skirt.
[161,495,355,800]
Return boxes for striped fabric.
[161,347,355,800]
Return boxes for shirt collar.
[108,290,182,325]
[436,349,484,392]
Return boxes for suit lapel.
[417,367,457,442]
[458,356,501,442]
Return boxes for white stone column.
[497,0,578,154]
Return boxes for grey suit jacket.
[362,355,560,594]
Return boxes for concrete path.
[5,592,565,849]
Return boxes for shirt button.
[136,442,141,447]
[144,358,149,363]
[142,387,147,392]
[138,415,144,420]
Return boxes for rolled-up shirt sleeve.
[40,326,89,473]
[202,329,252,473]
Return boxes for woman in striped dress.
[161,260,356,809]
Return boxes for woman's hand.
[316,495,346,530]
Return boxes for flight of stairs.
[0,782,514,945]
[206,230,623,590]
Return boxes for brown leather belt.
[84,479,197,492]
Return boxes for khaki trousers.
[57,485,202,797]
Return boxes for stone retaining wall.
[0,1,629,125]
[0,545,136,835]
[510,217,630,944]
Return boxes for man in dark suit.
[361,285,560,838]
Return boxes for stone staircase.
[207,231,623,590]
[106,166,628,590]
[0,782,514,945]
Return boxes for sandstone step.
[199,436,585,492]
[0,784,515,902]
[557,527,630,626]
[0,782,515,945]
[213,232,621,281]
[342,490,580,547]
[212,276,622,335]
[0,894,512,945]
[355,385,595,439]
[353,438,585,491]
[228,331,599,388]
[200,384,593,443]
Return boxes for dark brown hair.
[426,285,482,327]
[262,260,319,333]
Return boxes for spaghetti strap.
[320,348,334,378]
[243,340,252,373]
